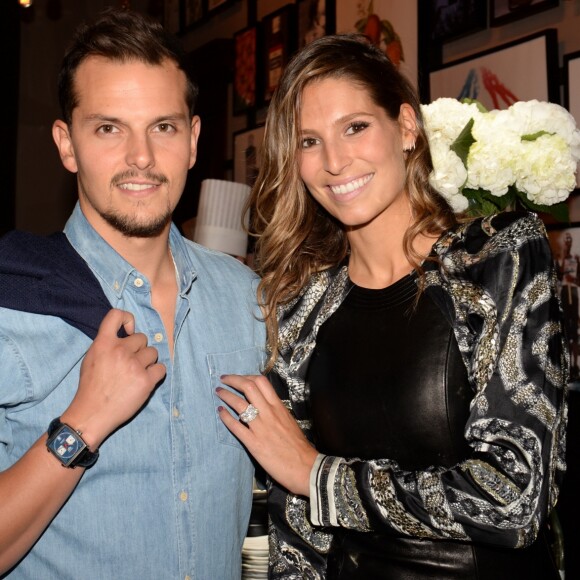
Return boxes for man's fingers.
[135,344,162,368]
[97,308,136,338]
[147,362,167,386]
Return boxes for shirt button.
[113,281,120,291]
[134,278,144,287]
[179,491,188,502]
[154,332,164,343]
[185,576,191,580]
[173,407,180,418]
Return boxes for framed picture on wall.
[262,4,297,104]
[163,0,181,34]
[429,29,559,109]
[183,0,204,29]
[564,50,580,123]
[336,0,418,89]
[547,219,580,380]
[428,0,487,43]
[233,25,261,115]
[490,0,559,27]
[233,125,266,187]
[564,50,580,188]
[296,0,336,50]
[207,0,231,13]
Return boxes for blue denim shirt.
[0,204,266,579]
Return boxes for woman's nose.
[323,141,351,175]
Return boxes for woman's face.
[298,77,416,231]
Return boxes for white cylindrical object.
[193,179,251,257]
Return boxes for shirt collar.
[63,203,197,300]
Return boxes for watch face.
[48,425,85,466]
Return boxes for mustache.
[111,171,169,187]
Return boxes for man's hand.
[60,308,166,449]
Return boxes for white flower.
[427,138,467,195]
[421,98,580,216]
[515,134,577,205]
[422,98,482,144]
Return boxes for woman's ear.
[52,120,78,173]
[398,104,418,149]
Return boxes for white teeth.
[119,183,153,191]
[329,174,372,195]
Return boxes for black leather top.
[307,273,559,580]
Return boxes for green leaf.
[461,185,570,221]
[450,118,475,166]
[382,19,395,38]
[354,17,366,32]
[462,187,517,217]
[517,197,570,222]
[521,131,551,142]
[460,98,488,113]
[381,24,395,44]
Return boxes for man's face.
[53,56,199,240]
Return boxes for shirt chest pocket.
[207,347,265,449]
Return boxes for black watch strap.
[46,417,99,469]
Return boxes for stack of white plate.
[241,534,268,579]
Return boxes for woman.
[217,34,568,579]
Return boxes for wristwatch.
[46,417,99,469]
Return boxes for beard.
[99,206,173,238]
[79,171,174,238]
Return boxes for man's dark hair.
[57,7,198,125]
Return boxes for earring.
[404,142,416,152]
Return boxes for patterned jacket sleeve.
[308,212,568,549]
[267,268,353,579]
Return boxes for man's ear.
[189,115,201,170]
[52,120,78,173]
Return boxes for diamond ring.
[239,404,259,424]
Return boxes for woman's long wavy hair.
[248,34,458,367]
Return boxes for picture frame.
[296,0,336,50]
[546,219,580,380]
[233,125,266,187]
[261,4,297,104]
[490,0,559,27]
[163,0,181,34]
[206,0,234,14]
[335,0,418,89]
[233,25,261,115]
[564,50,580,124]
[567,193,580,223]
[183,0,204,29]
[428,0,488,44]
[428,29,559,110]
[564,50,580,189]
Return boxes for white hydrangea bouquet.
[421,98,580,220]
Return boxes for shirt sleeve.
[308,213,568,549]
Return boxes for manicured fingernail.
[215,386,223,393]
[217,406,224,412]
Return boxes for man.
[0,8,265,578]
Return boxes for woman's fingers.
[217,374,281,429]
[216,374,317,497]
[217,405,256,442]
[220,373,279,405]
[216,387,256,419]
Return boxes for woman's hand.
[217,374,318,497]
